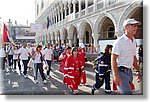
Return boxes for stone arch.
[94,13,117,39]
[61,27,68,44]
[79,19,94,38]
[119,1,143,37]
[68,24,79,46]
[79,19,94,45]
[55,29,61,44]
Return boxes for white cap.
[123,18,141,27]
[79,43,85,48]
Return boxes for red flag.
[3,23,11,44]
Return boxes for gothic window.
[70,3,73,13]
[81,0,85,10]
[108,27,115,38]
[88,0,93,7]
[75,2,79,13]
[86,31,90,43]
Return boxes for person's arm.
[111,53,122,86]
[133,55,142,82]
[51,53,54,63]
[32,52,36,60]
[59,53,64,61]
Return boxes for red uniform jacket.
[64,55,82,90]
[59,51,68,73]
[78,47,86,66]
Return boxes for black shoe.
[105,91,111,95]
[91,88,95,95]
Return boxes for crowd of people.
[0,18,143,95]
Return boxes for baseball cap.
[123,18,141,27]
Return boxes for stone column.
[68,39,72,47]
[115,24,120,38]
[85,0,88,14]
[64,2,67,17]
[92,34,99,49]
[78,34,84,44]
[60,31,65,45]
[55,32,58,44]
[68,33,73,47]
[51,33,55,44]
[78,0,81,17]
[60,2,64,21]
[57,6,60,22]
[68,2,71,14]
[93,0,96,11]
[72,0,77,13]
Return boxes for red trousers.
[80,68,86,84]
[68,76,80,91]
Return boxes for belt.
[118,66,131,72]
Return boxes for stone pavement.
[0,61,143,95]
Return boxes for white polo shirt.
[43,48,53,60]
[19,47,29,60]
[13,50,19,60]
[112,34,137,68]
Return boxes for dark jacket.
[93,52,111,76]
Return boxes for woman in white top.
[32,45,47,84]
[13,45,21,73]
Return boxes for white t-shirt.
[6,45,13,55]
[19,47,30,60]
[33,52,42,63]
[43,48,53,60]
[13,50,19,60]
[112,34,137,68]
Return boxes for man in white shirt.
[111,18,142,94]
[6,43,13,68]
[18,42,31,78]
[43,43,54,79]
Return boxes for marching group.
[0,18,143,95]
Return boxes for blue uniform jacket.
[94,53,111,76]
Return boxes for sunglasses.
[129,24,139,27]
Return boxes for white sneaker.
[24,75,28,78]
[34,80,39,84]
[46,75,50,80]
[43,80,47,84]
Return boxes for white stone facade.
[35,0,143,47]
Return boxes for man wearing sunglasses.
[111,18,142,94]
